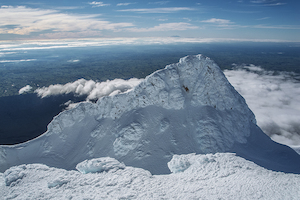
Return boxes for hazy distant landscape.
[1,41,300,97]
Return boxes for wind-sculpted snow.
[0,54,300,174]
[1,153,300,199]
[76,157,125,174]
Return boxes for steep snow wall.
[0,54,299,174]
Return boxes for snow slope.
[1,153,300,199]
[0,54,299,174]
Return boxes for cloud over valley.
[34,78,142,108]
[224,65,300,147]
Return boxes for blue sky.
[0,0,299,41]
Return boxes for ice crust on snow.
[0,54,300,175]
[167,153,217,173]
[1,153,300,199]
[3,165,27,186]
[167,154,194,173]
[76,157,125,174]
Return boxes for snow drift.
[0,54,299,174]
[1,153,300,199]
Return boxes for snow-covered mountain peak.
[0,54,299,174]
[97,54,255,120]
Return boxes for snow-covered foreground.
[1,153,299,199]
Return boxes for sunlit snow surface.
[1,153,300,199]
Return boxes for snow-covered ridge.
[1,153,300,199]
[0,54,299,174]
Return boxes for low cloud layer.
[224,65,300,146]
[0,38,287,53]
[35,78,142,102]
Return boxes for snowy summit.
[1,54,300,199]
[0,54,300,175]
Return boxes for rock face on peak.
[0,54,299,174]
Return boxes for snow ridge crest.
[94,54,255,121]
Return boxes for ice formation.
[76,157,125,174]
[1,153,300,199]
[0,54,299,175]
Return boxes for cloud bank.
[0,6,133,38]
[1,38,288,53]
[224,65,300,146]
[34,78,142,106]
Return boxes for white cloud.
[0,6,133,37]
[118,7,195,13]
[148,1,170,5]
[251,0,286,6]
[54,6,85,10]
[67,59,80,63]
[38,31,104,39]
[0,52,16,57]
[63,100,79,110]
[126,23,198,32]
[269,3,286,6]
[19,85,32,94]
[251,0,270,3]
[256,17,270,20]
[253,25,300,30]
[89,1,110,7]
[201,18,232,24]
[158,19,168,21]
[201,18,244,29]
[35,78,142,102]
[117,3,135,6]
[0,59,36,63]
[224,65,300,146]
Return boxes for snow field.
[1,153,299,199]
